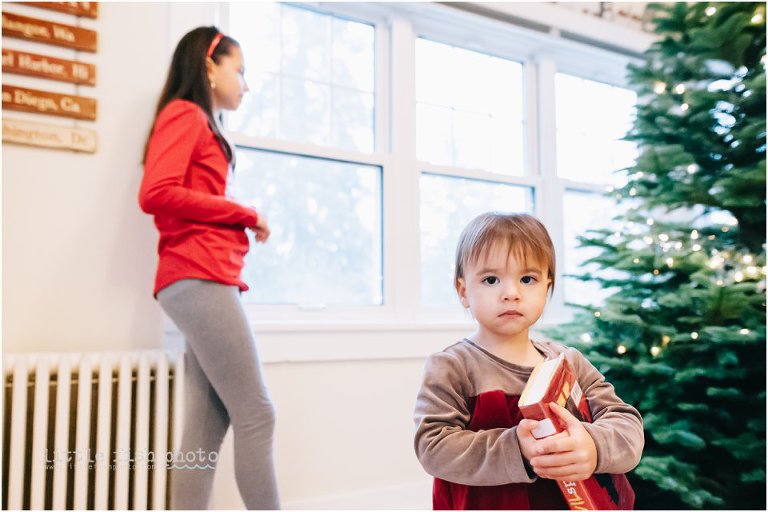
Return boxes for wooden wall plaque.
[3,117,97,153]
[24,2,99,19]
[2,48,96,85]
[1,11,97,52]
[2,84,97,120]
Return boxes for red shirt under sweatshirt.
[139,99,258,296]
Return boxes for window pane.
[562,190,624,306]
[555,73,638,186]
[416,38,525,176]
[281,6,331,83]
[231,148,383,306]
[332,88,374,153]
[281,77,331,146]
[420,174,534,306]
[229,3,375,153]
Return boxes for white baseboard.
[283,480,433,510]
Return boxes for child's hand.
[251,213,271,243]
[528,402,597,482]
[516,418,542,467]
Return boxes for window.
[232,149,382,306]
[415,38,525,175]
[220,2,640,326]
[554,73,637,307]
[228,3,381,308]
[414,37,531,310]
[555,73,637,187]
[229,3,375,152]
[561,190,622,306]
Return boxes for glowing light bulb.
[743,255,754,264]
[705,6,717,15]
[691,230,699,239]
[665,257,674,267]
[653,81,666,94]
[659,233,669,242]
[692,244,702,251]
[681,103,689,111]
[716,279,724,286]
[691,332,699,340]
[708,256,724,269]
[662,335,671,345]
[653,269,660,275]
[646,218,655,226]
[633,258,640,264]
[734,271,744,282]
[687,164,699,174]
[594,311,601,318]
[674,84,686,94]
[617,345,627,355]
[643,236,654,245]
[746,265,759,277]
[580,333,592,342]
[629,187,637,196]
[650,346,661,357]
[739,328,750,335]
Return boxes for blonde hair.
[454,212,556,295]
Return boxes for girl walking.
[139,26,280,509]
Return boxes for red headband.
[206,32,224,59]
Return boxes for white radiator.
[3,350,185,510]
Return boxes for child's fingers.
[534,462,593,482]
[547,402,581,430]
[530,449,579,469]
[535,432,573,454]
[516,419,539,436]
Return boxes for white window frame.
[163,2,649,360]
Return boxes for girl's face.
[208,45,249,113]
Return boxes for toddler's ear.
[455,278,470,308]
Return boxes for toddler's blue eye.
[482,276,499,285]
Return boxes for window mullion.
[534,56,568,318]
[386,16,422,322]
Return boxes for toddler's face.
[456,244,550,342]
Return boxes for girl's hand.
[528,403,598,482]
[251,213,270,243]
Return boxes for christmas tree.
[546,2,766,509]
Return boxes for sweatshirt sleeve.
[568,347,644,474]
[413,351,537,486]
[139,101,258,228]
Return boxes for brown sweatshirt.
[413,338,643,509]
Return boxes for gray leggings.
[158,279,280,510]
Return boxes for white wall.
[3,2,169,353]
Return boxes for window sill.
[162,317,476,363]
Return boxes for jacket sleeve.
[139,101,258,228]
[413,351,537,486]
[568,347,645,474]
